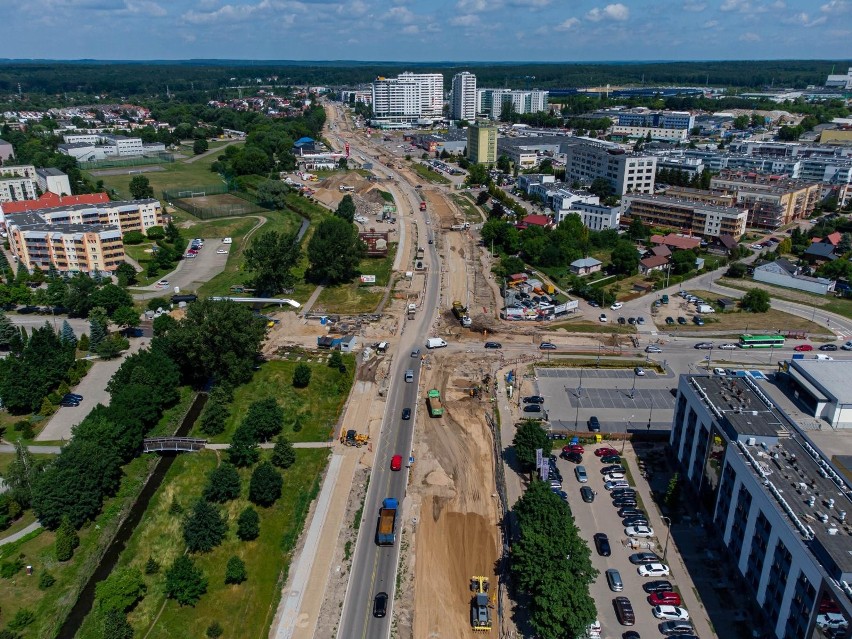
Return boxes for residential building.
[803,242,838,264]
[570,257,602,276]
[451,72,477,121]
[550,189,599,215]
[561,138,657,195]
[669,374,852,639]
[35,168,71,197]
[615,110,695,130]
[664,186,736,208]
[622,194,748,239]
[611,125,688,143]
[567,203,621,230]
[656,156,705,178]
[340,90,372,105]
[0,139,13,163]
[639,254,669,274]
[477,88,549,120]
[467,122,498,166]
[0,164,38,203]
[398,72,444,120]
[753,258,835,295]
[0,192,110,222]
[516,173,556,193]
[371,76,421,124]
[650,233,702,251]
[497,135,566,169]
[709,170,821,229]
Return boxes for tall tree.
[512,420,551,471]
[199,386,230,436]
[228,422,260,468]
[202,463,241,503]
[248,461,283,507]
[236,506,260,541]
[165,555,208,606]
[306,216,366,284]
[183,499,227,553]
[129,175,154,199]
[335,194,356,223]
[271,436,296,469]
[243,230,301,296]
[242,398,283,442]
[0,311,18,349]
[59,320,77,347]
[610,240,640,275]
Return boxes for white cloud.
[585,3,629,21]
[457,0,489,11]
[451,13,480,26]
[739,31,761,41]
[683,1,706,11]
[721,0,748,11]
[509,0,552,6]
[386,5,415,22]
[554,16,580,30]
[181,0,308,24]
[340,0,368,16]
[783,11,827,26]
[821,0,850,13]
[702,19,718,27]
[401,24,418,33]
[124,0,167,16]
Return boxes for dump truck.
[470,576,492,631]
[419,201,427,211]
[427,389,444,417]
[375,497,398,546]
[450,222,471,231]
[452,300,467,321]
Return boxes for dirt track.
[398,354,500,638]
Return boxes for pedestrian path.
[0,521,41,546]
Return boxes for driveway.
[35,338,144,442]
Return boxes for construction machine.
[470,576,492,631]
[341,429,369,447]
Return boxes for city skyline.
[2,0,851,62]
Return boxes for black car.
[601,455,622,464]
[627,317,636,325]
[602,465,626,474]
[523,396,545,404]
[820,344,838,351]
[548,469,563,481]
[618,507,645,518]
[60,399,80,407]
[561,451,582,464]
[694,342,714,349]
[623,517,650,527]
[588,416,601,432]
[539,342,557,350]
[618,317,626,325]
[677,317,687,325]
[630,552,661,564]
[594,533,612,557]
[64,393,83,401]
[643,580,674,594]
[610,488,636,497]
[665,317,675,325]
[402,408,411,420]
[623,632,641,639]
[484,341,502,349]
[580,486,595,503]
[612,498,638,508]
[373,592,388,617]
[523,404,543,413]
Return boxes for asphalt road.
[335,106,442,639]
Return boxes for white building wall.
[451,72,477,121]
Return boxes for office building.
[477,88,549,120]
[616,110,695,130]
[35,168,71,197]
[467,122,498,166]
[622,194,748,239]
[825,67,852,90]
[670,373,852,639]
[558,202,621,230]
[611,125,688,143]
[562,138,657,195]
[58,133,164,162]
[451,72,477,121]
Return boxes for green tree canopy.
[236,506,260,541]
[512,420,551,471]
[248,461,283,507]
[225,556,247,584]
[243,230,301,296]
[183,499,227,553]
[165,555,208,607]
[95,566,147,613]
[228,421,260,468]
[335,194,356,223]
[271,435,297,469]
[202,463,241,503]
[129,175,154,199]
[740,288,771,313]
[306,216,366,284]
[292,362,311,388]
[610,239,640,275]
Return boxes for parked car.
[484,341,502,349]
[411,349,421,357]
[693,316,705,326]
[643,580,674,594]
[594,533,612,556]
[794,344,814,352]
[602,465,626,474]
[613,597,635,626]
[216,248,228,254]
[524,395,545,404]
[539,342,557,350]
[580,486,595,503]
[60,399,80,407]
[402,408,411,420]
[606,568,624,592]
[630,552,661,564]
[625,525,654,538]
[820,344,839,351]
[599,313,608,322]
[613,498,638,508]
[653,606,690,621]
[618,317,626,325]
[623,517,650,528]
[618,507,645,518]
[601,455,621,464]
[575,466,588,483]
[390,455,402,471]
[659,620,696,635]
[665,316,675,325]
[564,444,585,454]
[694,342,714,349]
[718,343,738,350]
[604,472,627,482]
[638,563,671,577]
[634,367,646,376]
[595,447,619,457]
[645,345,662,353]
[637,316,645,325]
[523,404,543,413]
[627,317,636,325]
[610,488,636,498]
[677,317,687,325]
[649,591,683,606]
[588,416,601,432]
[561,451,583,464]
[605,480,630,491]
[611,302,624,310]
[64,393,83,401]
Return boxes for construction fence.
[79,153,176,170]
[162,184,271,220]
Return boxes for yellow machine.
[470,576,492,631]
[340,429,369,447]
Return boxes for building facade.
[397,72,444,120]
[559,202,621,230]
[611,125,688,143]
[476,88,549,119]
[451,72,477,121]
[710,171,822,229]
[371,77,422,122]
[616,110,695,130]
[0,139,14,163]
[467,122,498,166]
[670,374,852,639]
[0,164,38,203]
[35,168,72,197]
[561,139,657,195]
[753,259,836,295]
[622,194,748,239]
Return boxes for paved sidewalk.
[205,441,331,450]
[621,445,717,638]
[0,521,41,546]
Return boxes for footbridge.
[143,437,208,453]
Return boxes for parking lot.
[540,368,664,380]
[553,442,713,639]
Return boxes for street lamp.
[577,367,584,399]
[622,415,634,454]
[629,372,637,400]
[661,516,673,561]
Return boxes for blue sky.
[2,0,851,61]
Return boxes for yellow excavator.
[340,429,369,447]
[470,576,492,631]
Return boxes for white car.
[156,280,169,288]
[645,345,662,353]
[216,248,228,254]
[625,525,654,538]
[713,368,727,376]
[718,343,738,350]
[605,480,630,491]
[610,302,623,310]
[604,472,626,482]
[599,314,608,323]
[653,605,690,621]
[638,563,670,577]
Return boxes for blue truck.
[375,498,398,546]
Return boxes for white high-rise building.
[451,71,477,121]
[476,88,549,120]
[371,77,422,123]
[398,72,444,120]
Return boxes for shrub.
[224,555,247,584]
[55,516,79,561]
[38,571,56,590]
[122,230,146,245]
[236,506,260,541]
[206,622,224,638]
[144,557,160,575]
[146,226,165,240]
[165,555,207,606]
[0,557,24,578]
[7,609,35,631]
[292,363,311,388]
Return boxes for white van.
[426,337,447,349]
[222,237,233,244]
[815,354,834,361]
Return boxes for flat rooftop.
[789,359,852,402]
[689,375,786,438]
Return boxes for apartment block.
[670,373,851,639]
[622,193,747,239]
[611,125,688,143]
[557,202,621,231]
[616,110,695,130]
[35,168,72,197]
[451,72,477,121]
[467,122,498,166]
[710,170,821,229]
[0,164,38,203]
[476,88,549,120]
[562,139,657,196]
[371,77,421,122]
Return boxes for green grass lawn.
[452,193,485,222]
[409,162,450,185]
[194,357,355,444]
[84,148,241,200]
[719,278,852,321]
[77,447,328,639]
[547,318,637,334]
[313,246,396,314]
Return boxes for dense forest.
[0,59,850,98]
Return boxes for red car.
[648,591,682,606]
[390,455,402,471]
[595,447,619,457]
[794,344,813,352]
[563,444,584,454]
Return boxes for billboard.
[360,275,376,284]
[553,300,579,314]
[359,231,389,256]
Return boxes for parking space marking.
[537,368,662,380]
[566,388,675,410]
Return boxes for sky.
[2,0,851,61]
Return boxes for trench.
[57,392,208,639]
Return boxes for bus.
[739,334,786,348]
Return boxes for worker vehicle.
[470,576,492,631]
[375,498,398,546]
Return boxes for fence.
[79,153,176,170]
[162,184,272,220]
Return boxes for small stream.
[57,392,208,639]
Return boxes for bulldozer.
[470,576,492,631]
[340,429,369,447]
